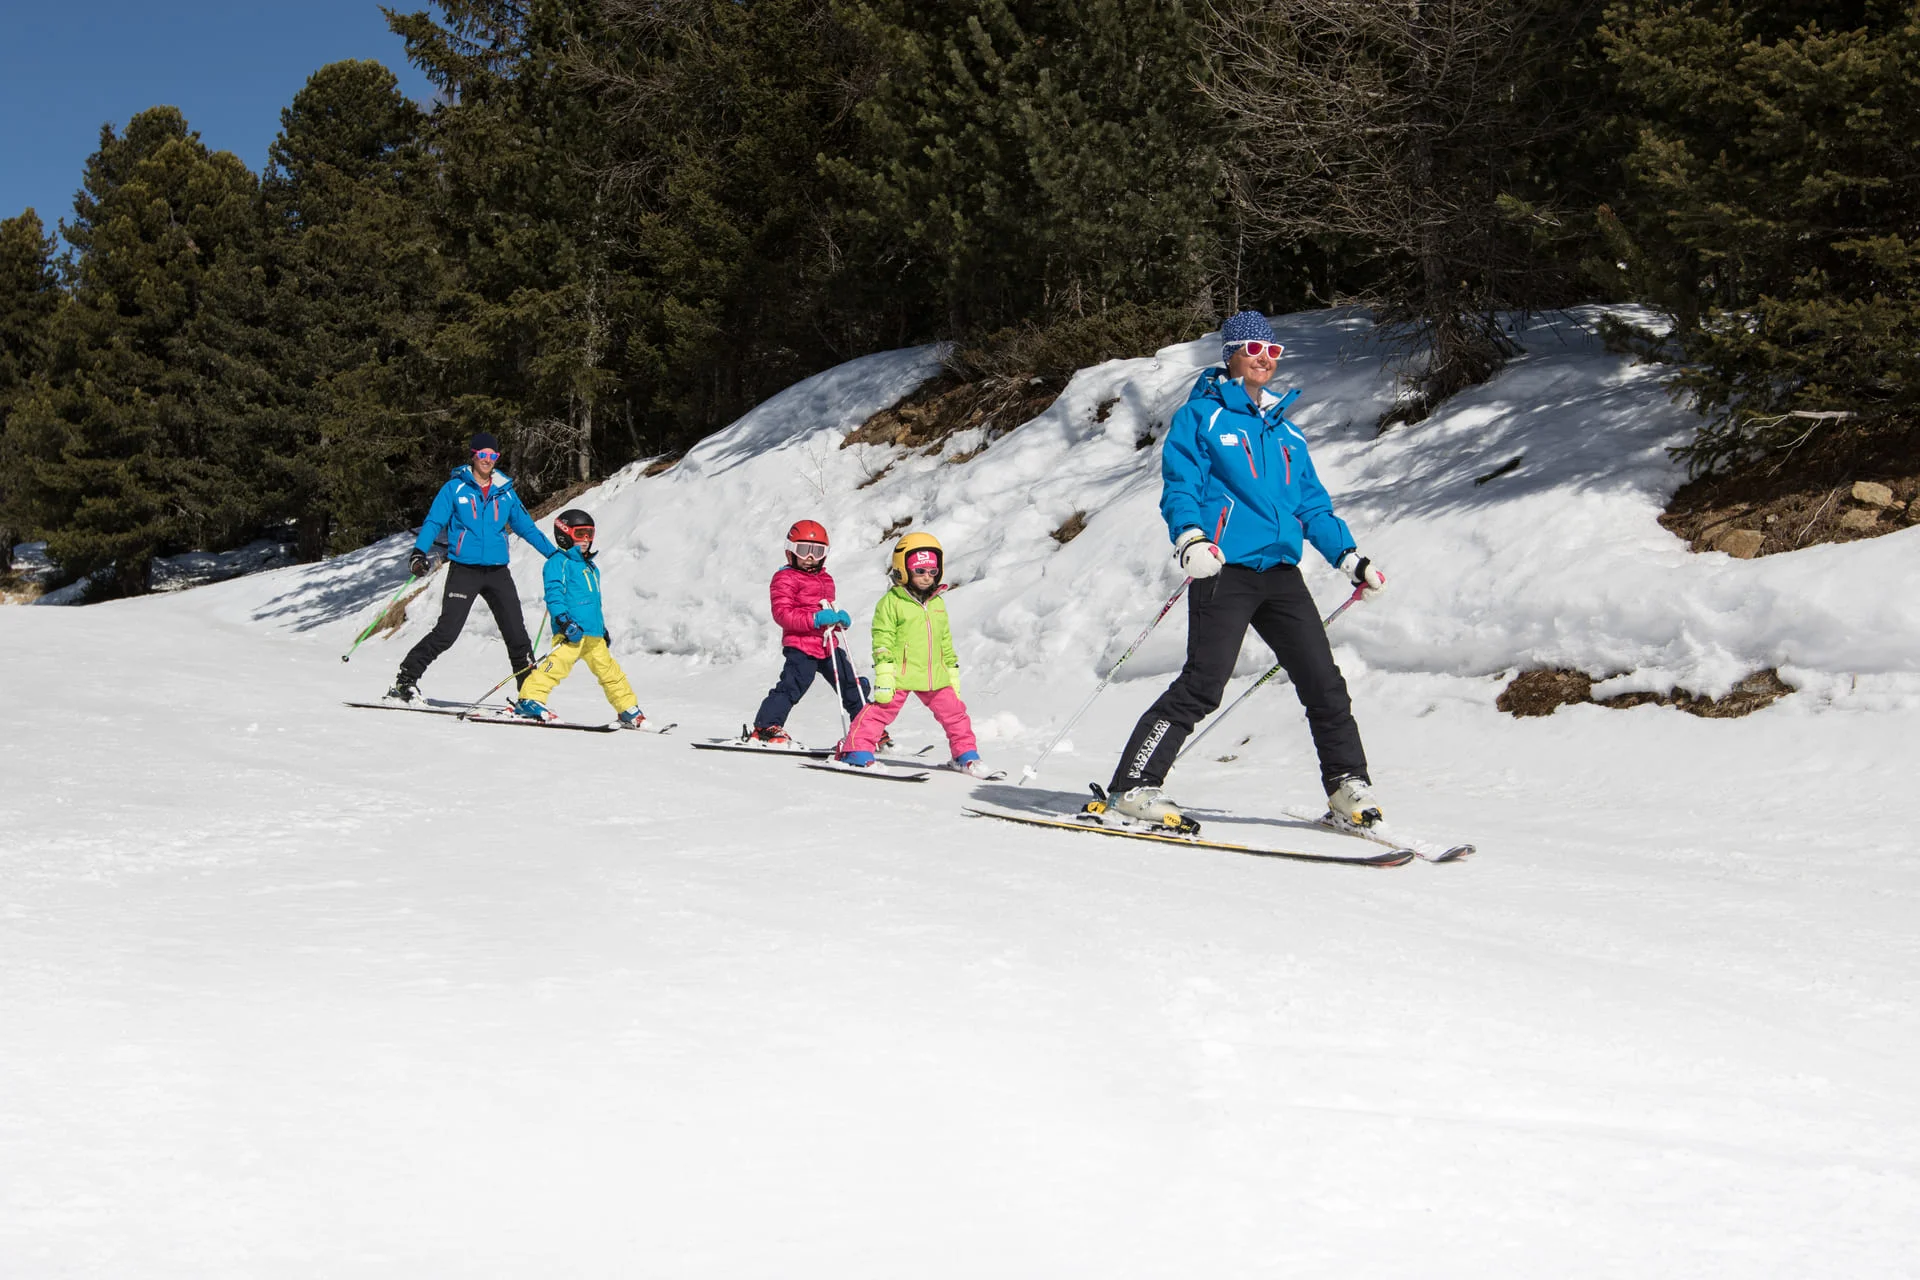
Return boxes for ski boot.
[877,731,896,752]
[618,707,647,730]
[1326,775,1384,829]
[950,751,992,779]
[838,750,876,768]
[1098,785,1199,835]
[385,674,419,704]
[513,698,551,721]
[750,723,791,746]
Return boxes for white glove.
[1337,551,1386,595]
[1175,529,1225,579]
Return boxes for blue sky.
[1,0,434,235]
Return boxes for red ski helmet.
[786,519,829,570]
[553,508,595,552]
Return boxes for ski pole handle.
[341,573,418,662]
[1019,577,1191,785]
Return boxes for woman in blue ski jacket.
[386,432,558,702]
[1104,311,1390,832]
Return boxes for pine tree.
[1602,0,1920,472]
[836,0,1225,334]
[3,108,261,594]
[391,0,635,491]
[256,59,446,557]
[580,0,913,439]
[1203,0,1603,425]
[0,210,62,573]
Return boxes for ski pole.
[1019,577,1193,785]
[821,600,856,746]
[469,607,550,708]
[1173,585,1368,766]
[340,573,418,663]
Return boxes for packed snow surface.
[5,308,1919,1275]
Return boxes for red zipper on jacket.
[1240,437,1259,479]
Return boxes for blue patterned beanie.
[1220,310,1279,364]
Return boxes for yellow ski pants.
[518,636,638,713]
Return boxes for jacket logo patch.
[1217,433,1239,446]
[458,496,471,504]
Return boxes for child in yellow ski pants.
[518,635,637,712]
[513,508,646,727]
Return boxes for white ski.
[692,737,835,759]
[801,759,930,783]
[1281,805,1474,863]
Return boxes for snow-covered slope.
[6,308,1920,1276]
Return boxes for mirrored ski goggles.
[1227,340,1284,359]
[791,542,827,559]
[472,448,501,462]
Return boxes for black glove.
[408,550,432,578]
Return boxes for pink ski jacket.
[769,565,840,659]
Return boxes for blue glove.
[830,608,851,629]
[555,615,584,644]
[813,608,840,629]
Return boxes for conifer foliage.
[0,211,61,572]
[2,0,1913,591]
[4,109,260,595]
[1602,1,1920,473]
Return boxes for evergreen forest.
[2,0,1916,593]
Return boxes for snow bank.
[281,305,1920,709]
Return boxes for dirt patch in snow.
[1497,667,1793,719]
[842,371,1056,458]
[1661,447,1920,559]
[844,304,1212,460]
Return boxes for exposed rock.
[1838,508,1880,532]
[1497,667,1794,719]
[1851,480,1895,508]
[1495,669,1594,717]
[1715,528,1765,559]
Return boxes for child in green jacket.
[839,531,991,776]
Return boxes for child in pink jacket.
[746,520,866,744]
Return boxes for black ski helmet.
[553,508,595,551]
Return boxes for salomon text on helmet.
[888,531,943,585]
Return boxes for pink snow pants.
[845,687,977,758]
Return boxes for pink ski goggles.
[905,550,940,573]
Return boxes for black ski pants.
[1109,563,1367,795]
[399,562,536,687]
[754,645,867,728]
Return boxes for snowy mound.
[259,305,1920,712]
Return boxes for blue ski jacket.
[542,546,607,638]
[413,465,557,566]
[1159,369,1355,571]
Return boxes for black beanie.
[469,431,500,453]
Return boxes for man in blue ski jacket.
[1104,311,1390,831]
[387,432,558,702]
